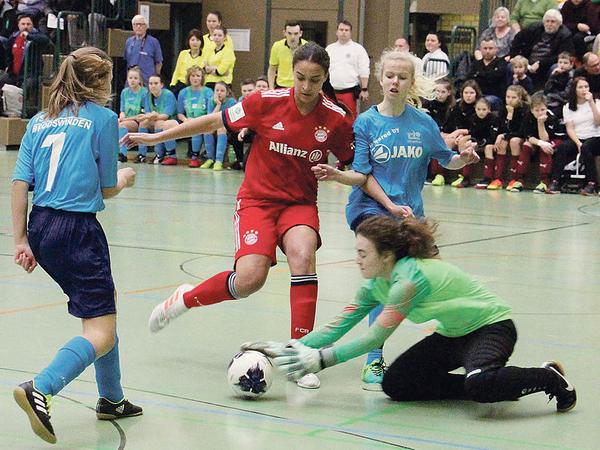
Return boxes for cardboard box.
[0,117,29,147]
[108,28,135,57]
[138,2,170,30]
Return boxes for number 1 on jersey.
[41,132,66,192]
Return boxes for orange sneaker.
[487,179,503,190]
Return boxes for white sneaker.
[296,373,320,389]
[148,284,194,333]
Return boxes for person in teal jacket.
[245,215,577,413]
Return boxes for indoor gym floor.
[1,148,599,450]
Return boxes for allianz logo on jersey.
[269,141,323,162]
[371,143,423,163]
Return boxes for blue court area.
[1,149,599,449]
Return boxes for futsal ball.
[227,350,273,398]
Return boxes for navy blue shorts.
[28,206,116,319]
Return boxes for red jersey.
[223,88,354,204]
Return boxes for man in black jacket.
[467,38,508,109]
[510,9,575,88]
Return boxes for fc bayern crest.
[243,230,259,245]
[314,126,330,143]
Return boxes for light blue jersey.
[177,86,213,118]
[13,103,118,213]
[207,96,236,113]
[346,105,455,223]
[143,88,177,119]
[120,86,148,118]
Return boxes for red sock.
[483,158,494,179]
[462,164,473,178]
[290,275,318,339]
[539,152,552,184]
[510,155,519,179]
[517,145,532,179]
[495,154,507,180]
[183,271,237,308]
[429,159,441,176]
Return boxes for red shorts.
[233,199,321,265]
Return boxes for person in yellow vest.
[268,21,307,88]
[203,11,234,54]
[203,25,236,90]
[170,28,204,96]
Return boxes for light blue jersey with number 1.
[12,102,118,213]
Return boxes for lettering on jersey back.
[31,116,93,133]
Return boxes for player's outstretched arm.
[11,181,37,273]
[311,163,366,186]
[121,111,224,148]
[102,168,136,199]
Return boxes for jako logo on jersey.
[243,230,259,245]
[371,144,423,163]
[314,126,330,143]
[269,141,308,158]
[272,121,284,130]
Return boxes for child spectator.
[118,67,148,163]
[423,79,455,186]
[255,75,269,92]
[445,80,481,188]
[170,29,204,96]
[493,85,529,191]
[471,98,501,189]
[137,75,178,165]
[510,55,534,94]
[200,81,236,171]
[544,52,573,118]
[518,92,566,193]
[177,66,213,167]
[229,78,255,170]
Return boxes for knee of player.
[234,270,268,297]
[464,369,495,403]
[381,366,414,401]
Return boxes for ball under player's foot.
[542,360,576,412]
[96,398,143,420]
[296,373,320,389]
[13,380,57,444]
[148,284,194,333]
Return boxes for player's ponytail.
[356,216,438,261]
[46,47,113,119]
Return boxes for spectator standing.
[394,37,424,74]
[4,14,46,87]
[124,15,163,85]
[326,20,370,117]
[510,0,558,32]
[476,7,515,61]
[203,25,235,89]
[202,11,234,55]
[268,21,307,88]
[421,33,449,78]
[170,28,204,96]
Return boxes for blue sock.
[216,134,228,162]
[154,129,165,157]
[204,133,216,160]
[34,336,96,396]
[138,127,149,156]
[94,335,124,402]
[191,134,203,154]
[165,138,177,157]
[118,127,128,156]
[366,305,384,364]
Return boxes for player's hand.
[240,341,288,358]
[311,163,339,181]
[538,141,554,155]
[121,132,160,148]
[14,243,37,273]
[458,140,479,165]
[272,340,323,381]
[387,204,413,218]
[444,129,469,148]
[238,128,249,141]
[118,167,136,188]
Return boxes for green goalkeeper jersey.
[301,257,512,365]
